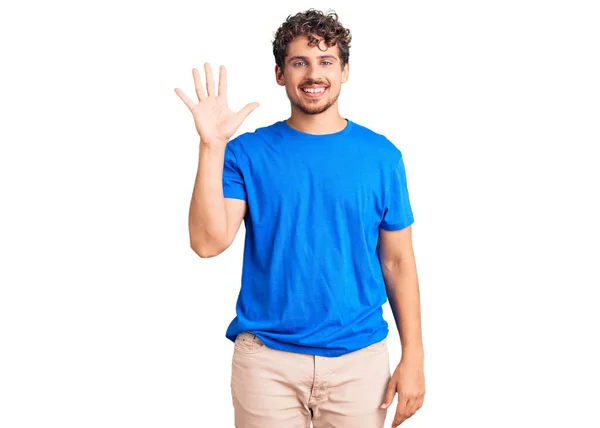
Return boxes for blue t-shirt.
[222,118,414,357]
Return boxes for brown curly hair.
[272,9,352,73]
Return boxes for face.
[275,34,349,115]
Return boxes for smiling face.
[276,34,349,115]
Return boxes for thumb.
[380,381,397,409]
[236,102,260,123]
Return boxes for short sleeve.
[222,138,247,201]
[379,152,414,230]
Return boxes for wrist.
[199,140,227,154]
[401,344,424,362]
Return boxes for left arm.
[379,224,423,358]
[378,225,426,426]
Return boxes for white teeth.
[302,87,325,93]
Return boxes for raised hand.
[174,63,259,147]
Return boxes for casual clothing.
[222,119,414,357]
[231,331,391,428]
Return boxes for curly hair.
[272,9,352,73]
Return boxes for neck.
[286,107,347,135]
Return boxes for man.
[175,8,425,428]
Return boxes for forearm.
[382,257,424,361]
[189,141,228,255]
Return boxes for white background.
[1,0,599,427]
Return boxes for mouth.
[300,85,328,98]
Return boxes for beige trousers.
[231,331,391,428]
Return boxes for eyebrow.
[287,55,338,63]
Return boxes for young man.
[175,9,425,428]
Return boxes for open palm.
[175,63,259,146]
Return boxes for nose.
[306,63,322,82]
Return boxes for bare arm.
[378,225,423,358]
[378,224,426,425]
[174,63,258,258]
[188,143,247,257]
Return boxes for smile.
[301,87,327,98]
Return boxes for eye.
[293,60,333,67]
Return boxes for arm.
[188,142,247,258]
[378,224,426,426]
[174,63,258,258]
[378,225,423,359]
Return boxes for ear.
[275,64,285,87]
[341,61,350,84]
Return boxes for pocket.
[234,331,268,355]
[364,337,387,353]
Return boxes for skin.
[378,226,426,426]
[275,34,349,134]
[276,33,425,427]
[174,64,259,257]
[176,32,425,427]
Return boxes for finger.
[393,411,408,427]
[414,395,425,413]
[192,68,206,101]
[205,62,215,96]
[174,88,195,110]
[380,380,396,409]
[218,65,227,99]
[235,102,260,124]
[405,397,418,416]
[393,413,408,427]
[393,397,409,426]
[396,396,409,415]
